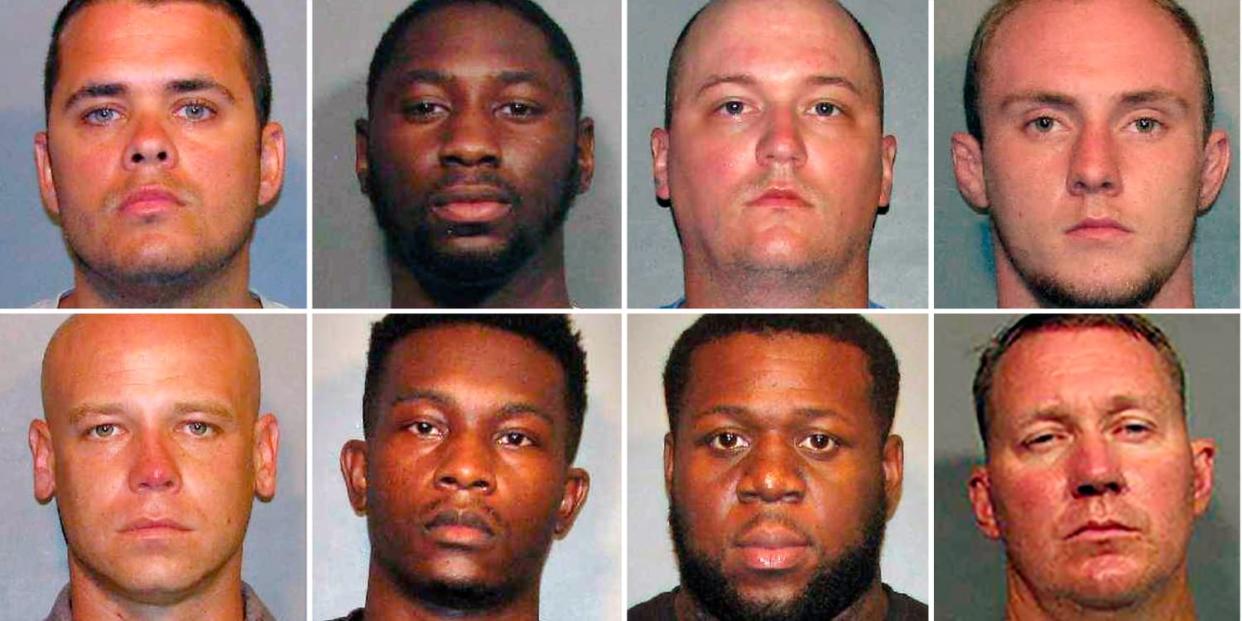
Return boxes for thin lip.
[1065,519,1139,540]
[119,517,191,533]
[734,522,812,549]
[1064,217,1133,235]
[746,187,811,208]
[422,508,498,538]
[119,186,185,211]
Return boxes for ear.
[252,413,280,502]
[355,118,371,196]
[1189,438,1216,517]
[29,419,57,504]
[651,127,672,207]
[574,117,595,194]
[1197,129,1231,212]
[257,122,286,209]
[877,134,898,209]
[881,434,904,520]
[951,131,990,210]
[968,465,1001,539]
[552,467,591,539]
[340,439,370,515]
[34,131,61,222]
[663,432,675,498]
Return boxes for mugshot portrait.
[0,313,307,620]
[312,0,622,308]
[933,313,1239,619]
[934,0,1239,308]
[312,313,622,619]
[626,313,929,610]
[627,0,928,308]
[0,1,307,308]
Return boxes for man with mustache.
[649,0,897,308]
[355,0,596,308]
[334,314,591,620]
[28,314,281,620]
[947,0,1232,308]
[32,0,288,308]
[967,314,1216,619]
[629,314,926,621]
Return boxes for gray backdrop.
[933,314,1240,620]
[0,313,308,620]
[0,2,308,308]
[627,313,930,605]
[933,0,1239,308]
[312,313,623,620]
[312,0,622,308]
[626,0,929,308]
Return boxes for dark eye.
[718,100,747,116]
[708,432,749,450]
[798,433,838,452]
[404,101,447,121]
[810,102,839,117]
[83,107,121,125]
[498,431,535,447]
[499,102,541,118]
[407,421,443,437]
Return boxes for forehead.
[676,0,878,102]
[990,327,1179,425]
[54,1,249,96]
[386,4,569,88]
[380,324,568,415]
[980,0,1201,106]
[681,332,873,425]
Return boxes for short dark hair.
[662,314,900,437]
[365,0,583,117]
[963,0,1213,142]
[662,0,884,129]
[44,0,272,126]
[972,314,1186,450]
[362,314,588,462]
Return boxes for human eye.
[705,431,750,451]
[1128,117,1163,134]
[807,101,841,117]
[1025,116,1061,133]
[82,106,123,126]
[180,420,218,438]
[496,430,538,448]
[1114,419,1155,440]
[402,100,448,122]
[713,99,751,118]
[497,101,544,120]
[1020,429,1064,451]
[174,100,216,122]
[85,422,121,439]
[405,420,445,438]
[797,432,839,454]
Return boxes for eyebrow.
[690,404,845,423]
[999,89,1191,113]
[693,73,862,99]
[998,91,1077,112]
[62,77,237,112]
[394,68,553,91]
[65,401,234,425]
[392,389,556,426]
[1118,89,1190,113]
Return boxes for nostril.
[157,151,168,161]
[131,152,143,163]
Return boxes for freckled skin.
[29,315,278,618]
[667,333,902,617]
[970,328,1214,619]
[34,1,285,308]
[341,325,589,621]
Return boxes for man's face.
[359,4,594,286]
[653,0,895,281]
[953,0,1231,307]
[30,315,277,603]
[665,333,902,620]
[343,325,588,610]
[969,328,1214,610]
[34,1,283,292]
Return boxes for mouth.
[734,522,812,571]
[1066,520,1139,541]
[746,187,811,209]
[1064,217,1132,241]
[118,186,185,218]
[430,185,514,224]
[423,509,497,549]
[120,517,191,537]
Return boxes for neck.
[362,559,540,621]
[66,549,244,621]
[391,234,570,308]
[682,252,869,308]
[64,248,259,308]
[1003,563,1197,621]
[672,579,889,621]
[993,233,1195,308]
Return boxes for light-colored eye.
[183,421,215,437]
[83,107,122,126]
[809,102,840,117]
[1131,117,1162,133]
[716,100,748,116]
[1028,116,1058,132]
[87,423,118,438]
[175,101,216,122]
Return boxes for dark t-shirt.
[628,584,928,620]
[324,609,364,621]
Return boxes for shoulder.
[883,583,928,621]
[628,587,679,621]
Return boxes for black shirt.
[628,584,928,620]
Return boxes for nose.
[439,106,500,168]
[1068,433,1127,498]
[1067,124,1122,196]
[433,431,496,494]
[737,435,806,504]
[122,113,178,170]
[755,108,807,168]
[128,431,181,493]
